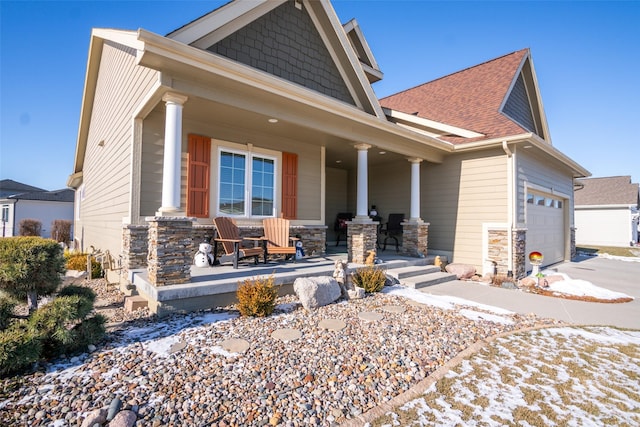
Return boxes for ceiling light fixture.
[268,118,278,123]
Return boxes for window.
[218,149,275,217]
[1,205,8,222]
[527,194,534,204]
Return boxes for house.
[574,176,640,247]
[67,0,588,305]
[0,179,75,239]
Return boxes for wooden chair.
[334,212,353,246]
[263,217,299,262]
[212,217,266,268]
[381,213,404,252]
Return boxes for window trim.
[215,144,279,219]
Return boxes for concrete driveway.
[422,255,640,329]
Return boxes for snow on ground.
[371,326,640,426]
[540,270,634,300]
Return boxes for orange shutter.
[281,152,297,219]
[187,134,210,218]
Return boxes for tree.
[0,237,65,313]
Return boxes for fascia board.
[383,107,484,138]
[528,134,591,178]
[167,0,277,45]
[72,29,141,181]
[137,29,427,149]
[342,18,381,71]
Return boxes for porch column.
[354,143,371,220]
[409,158,423,222]
[158,92,188,216]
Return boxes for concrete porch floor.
[130,247,439,316]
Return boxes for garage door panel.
[526,193,565,271]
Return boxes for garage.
[525,191,566,271]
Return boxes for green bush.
[0,237,65,312]
[64,253,102,278]
[0,284,105,377]
[0,323,42,377]
[236,275,278,317]
[352,266,387,293]
[0,296,18,331]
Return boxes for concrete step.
[386,265,442,280]
[124,295,148,313]
[400,271,458,289]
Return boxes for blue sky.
[1,0,638,191]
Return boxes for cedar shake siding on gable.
[79,41,159,254]
[503,73,536,133]
[207,1,355,105]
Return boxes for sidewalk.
[422,255,640,329]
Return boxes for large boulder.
[293,276,342,310]
[445,263,476,279]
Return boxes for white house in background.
[0,179,75,238]
[574,176,640,247]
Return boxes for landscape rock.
[347,287,366,300]
[80,408,107,427]
[445,263,476,279]
[108,410,137,427]
[293,276,341,310]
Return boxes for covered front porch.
[127,245,451,317]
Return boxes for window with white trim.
[218,148,276,217]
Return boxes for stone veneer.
[347,222,378,264]
[121,225,148,282]
[512,228,527,279]
[400,221,429,257]
[570,226,577,260]
[122,222,327,286]
[146,217,194,286]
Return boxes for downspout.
[502,141,514,277]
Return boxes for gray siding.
[503,73,536,134]
[423,149,508,269]
[78,41,158,254]
[207,1,354,105]
[516,148,575,226]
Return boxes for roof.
[380,49,533,144]
[575,176,640,206]
[4,188,74,203]
[0,179,46,198]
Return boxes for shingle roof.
[5,189,75,203]
[380,49,530,144]
[0,179,46,197]
[575,176,640,206]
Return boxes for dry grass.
[577,245,640,258]
[369,326,640,426]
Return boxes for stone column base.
[400,221,429,257]
[348,222,378,264]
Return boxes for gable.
[503,73,535,133]
[206,1,355,105]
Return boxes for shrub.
[51,220,72,244]
[352,266,386,293]
[0,237,65,312]
[0,323,42,377]
[19,219,42,236]
[236,275,278,317]
[65,252,102,278]
[0,297,18,331]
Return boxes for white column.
[409,158,423,223]
[158,92,188,216]
[354,143,371,220]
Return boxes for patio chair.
[263,217,299,262]
[381,213,404,252]
[212,216,266,268]
[334,212,353,246]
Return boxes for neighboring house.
[574,176,640,247]
[0,179,75,238]
[67,0,588,282]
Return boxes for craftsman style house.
[68,0,588,293]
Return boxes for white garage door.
[526,192,565,271]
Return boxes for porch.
[129,247,452,317]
